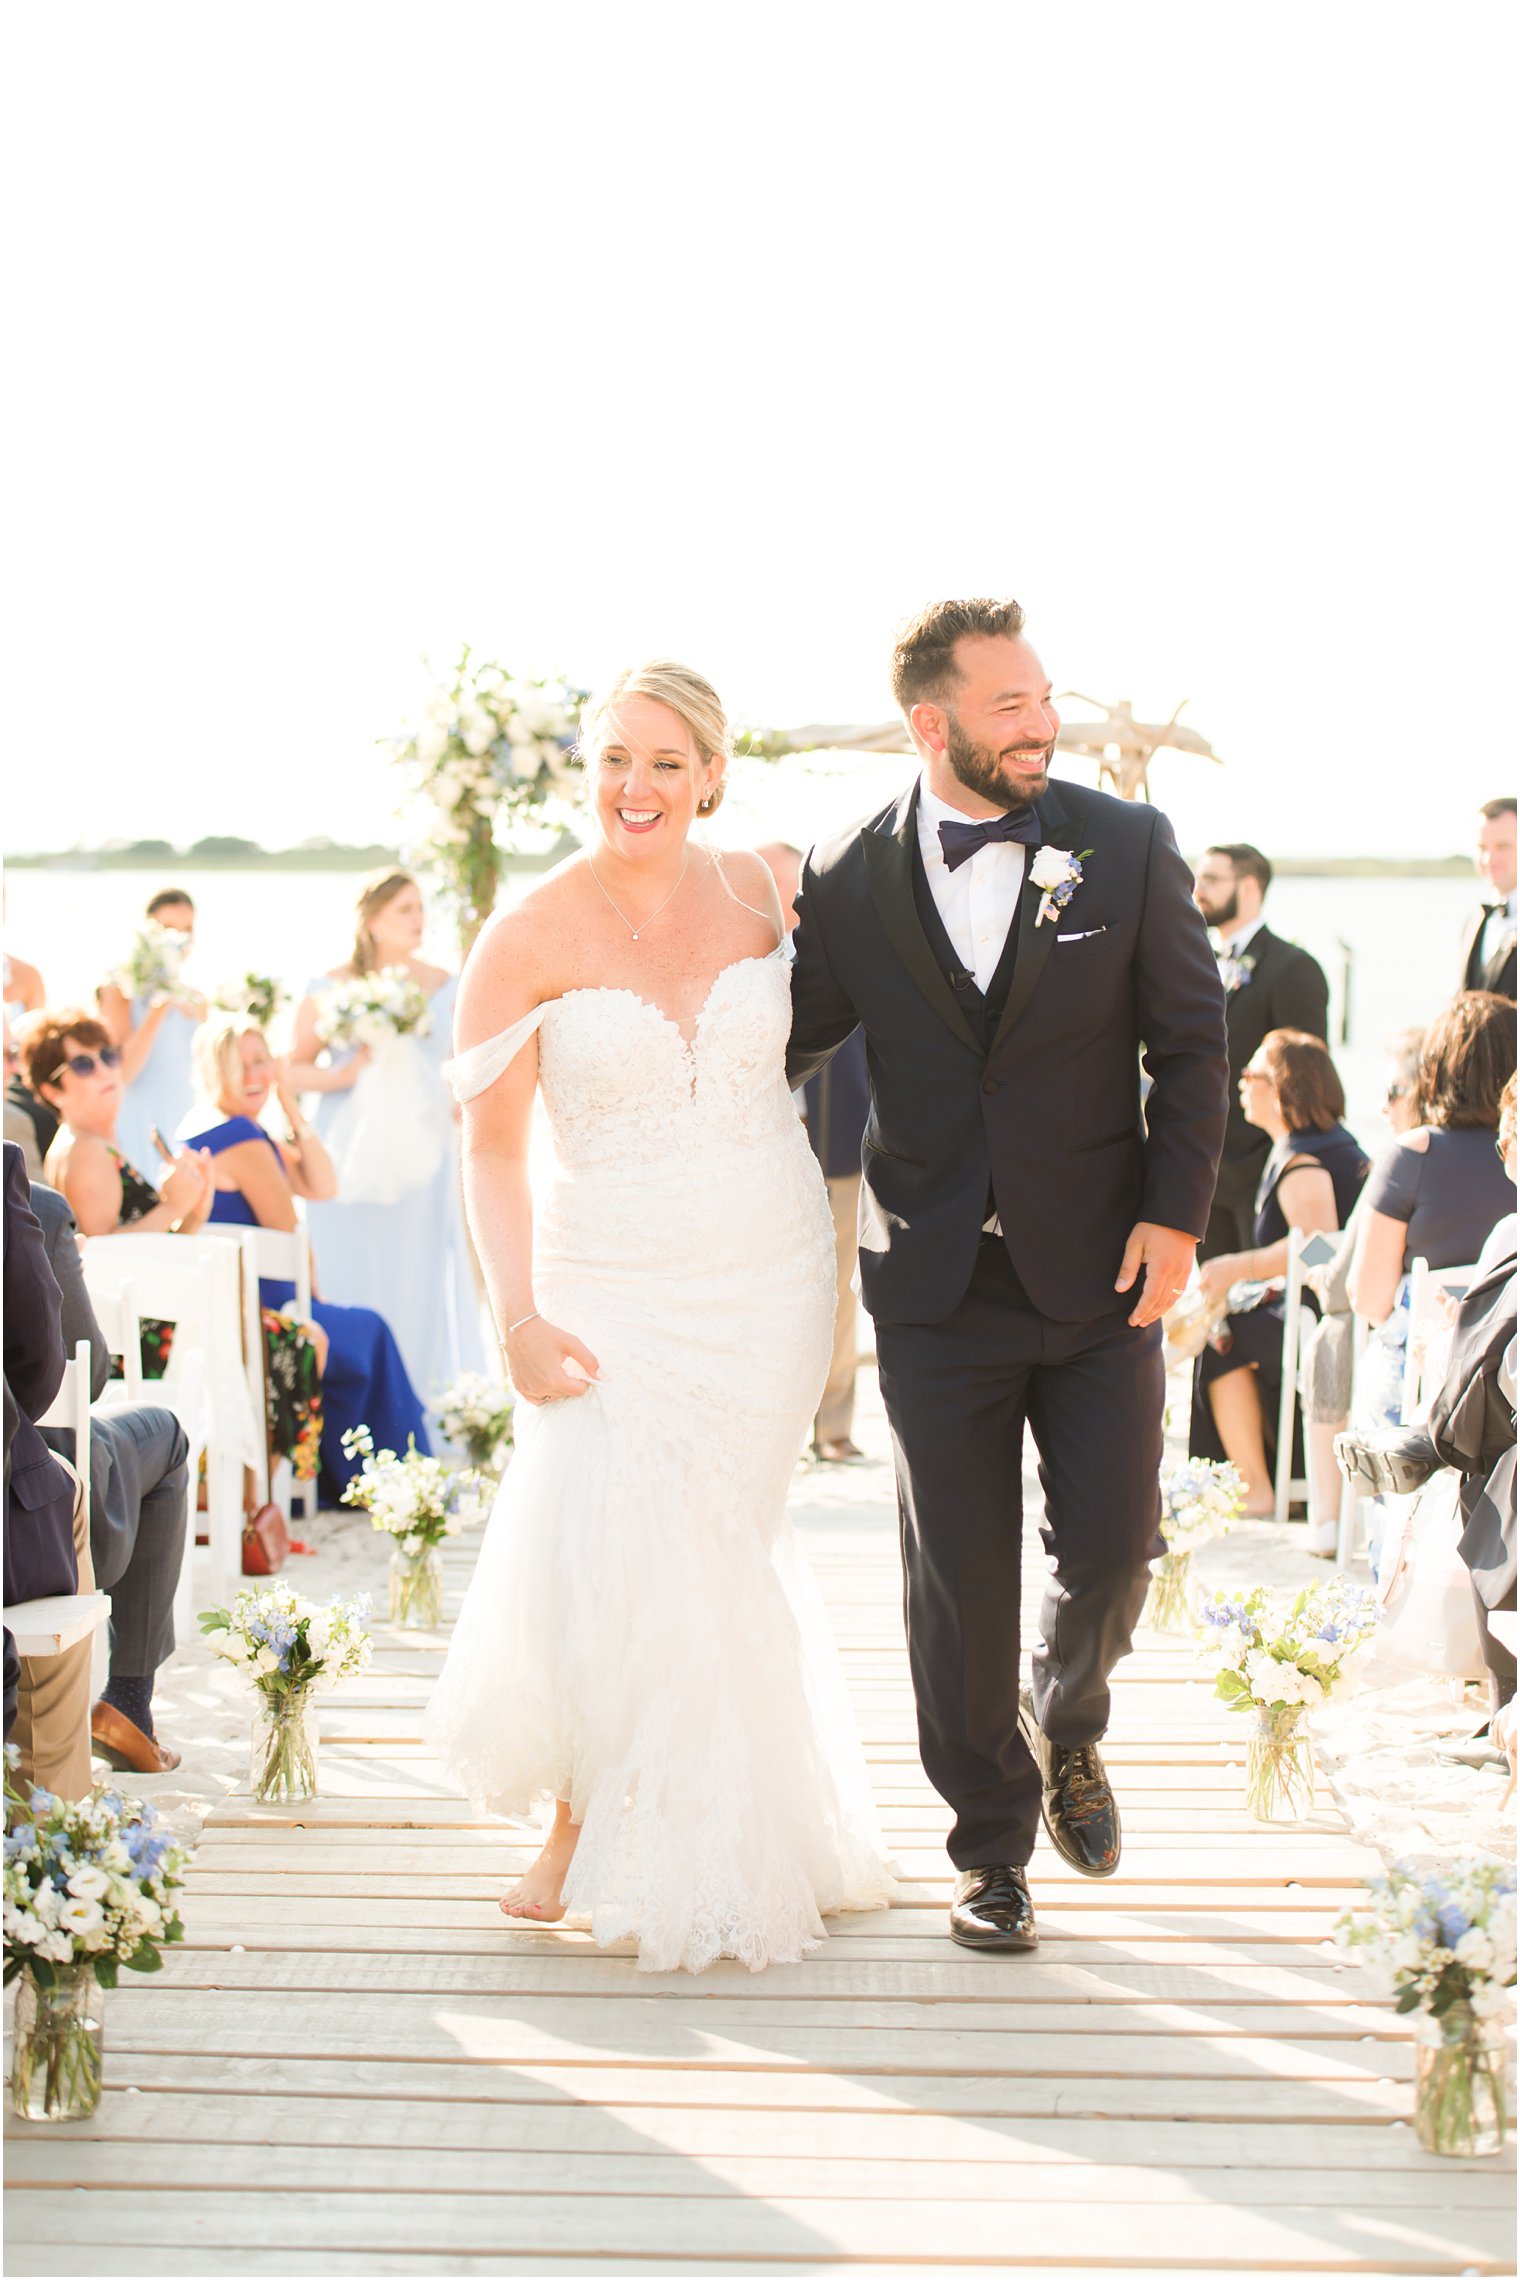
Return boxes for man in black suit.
[30,1179,188,1776]
[1191,843,1329,1257]
[788,598,1227,1951]
[3,1142,92,1796]
[1458,798,1517,1002]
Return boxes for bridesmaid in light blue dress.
[287,869,485,1406]
[98,889,207,1177]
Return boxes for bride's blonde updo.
[579,660,730,815]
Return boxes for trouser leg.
[1475,1577,1518,1713]
[876,1241,1042,1869]
[1024,1311,1167,1745]
[815,1173,862,1445]
[89,1408,189,1679]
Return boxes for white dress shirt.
[915,777,1026,994]
[1480,893,1517,974]
[1212,913,1266,962]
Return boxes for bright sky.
[4,5,1510,861]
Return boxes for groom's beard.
[944,716,1051,811]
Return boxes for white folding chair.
[81,1234,237,1610]
[1335,1310,1370,1568]
[37,1340,93,1522]
[1273,1229,1338,1527]
[201,1221,320,1525]
[1402,1257,1479,1424]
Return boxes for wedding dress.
[423,948,892,1973]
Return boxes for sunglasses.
[60,1047,123,1079]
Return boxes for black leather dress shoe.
[1019,1688,1121,1878]
[949,1864,1038,1951]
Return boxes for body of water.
[4,856,1484,1159]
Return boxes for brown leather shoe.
[816,1438,865,1463]
[90,1701,182,1775]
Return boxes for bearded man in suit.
[787,597,1227,1951]
[1191,843,1330,1257]
[1459,799,1517,1002]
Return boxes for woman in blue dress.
[287,869,484,1407]
[182,1012,431,1504]
[98,889,207,1176]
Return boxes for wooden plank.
[11,2095,1486,2173]
[6,2258,1490,2280]
[4,2187,1509,2268]
[9,2139,1513,2208]
[90,2050,1423,2120]
[92,1989,1419,2074]
[147,1947,1379,2011]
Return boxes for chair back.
[36,1339,93,1519]
[1273,1227,1337,1526]
[1402,1257,1480,1423]
[74,1274,144,1403]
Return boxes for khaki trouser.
[815,1173,863,1446]
[13,1459,96,1802]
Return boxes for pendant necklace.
[588,851,688,941]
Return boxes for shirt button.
[982,1078,1000,1096]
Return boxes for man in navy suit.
[788,598,1227,1950]
[1459,798,1517,1002]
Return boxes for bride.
[423,660,892,1973]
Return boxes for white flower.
[253,1647,280,1676]
[58,1897,107,1945]
[1454,1927,1495,1973]
[1030,847,1076,893]
[66,1865,109,1902]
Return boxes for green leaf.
[93,1952,119,1990]
[122,1941,163,1974]
[1395,1985,1420,2013]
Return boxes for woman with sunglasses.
[1189,1028,1368,1519]
[27,1012,215,1242]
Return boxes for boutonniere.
[1030,845,1093,928]
[1218,951,1257,993]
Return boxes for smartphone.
[148,1126,175,1163]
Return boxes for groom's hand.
[1115,1222,1197,1327]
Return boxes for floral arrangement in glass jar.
[3,1751,188,2120]
[1336,1857,1515,2158]
[114,918,192,1005]
[433,1371,515,1473]
[1197,1578,1381,1821]
[1142,1457,1244,1631]
[315,966,432,1050]
[200,1585,373,1803]
[391,649,586,949]
[340,1426,487,1628]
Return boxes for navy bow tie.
[937,808,1042,872]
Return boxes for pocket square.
[1055,926,1108,943]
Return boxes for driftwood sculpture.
[1054,697,1221,803]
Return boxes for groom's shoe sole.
[1018,1688,1122,1879]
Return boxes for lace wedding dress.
[423,949,892,1972]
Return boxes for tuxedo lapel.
[862,784,983,1054]
[988,780,1076,1058]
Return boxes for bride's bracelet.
[504,1310,540,1337]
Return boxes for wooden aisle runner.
[6,1400,1514,2277]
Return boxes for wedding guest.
[184,1014,431,1500]
[1191,1029,1367,1519]
[3,1143,93,1798]
[1381,1026,1427,1137]
[1192,844,1329,1257]
[1458,798,1517,1000]
[29,1011,215,1242]
[98,889,208,1175]
[1349,992,1516,1338]
[6,1010,59,1173]
[757,841,871,1460]
[31,1178,188,1775]
[289,869,483,1401]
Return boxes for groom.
[787,598,1228,1951]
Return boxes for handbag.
[241,1499,291,1577]
[1367,1471,1485,1684]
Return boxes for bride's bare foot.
[499,1807,580,1923]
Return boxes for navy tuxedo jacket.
[786,777,1229,1326]
[3,1143,79,1607]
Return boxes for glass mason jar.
[1143,1548,1194,1633]
[1414,2006,1510,2158]
[9,1965,105,2121]
[389,1544,443,1630]
[250,1687,319,1803]
[1244,1701,1315,1822]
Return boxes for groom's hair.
[891,598,1026,712]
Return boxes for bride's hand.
[502,1316,602,1404]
